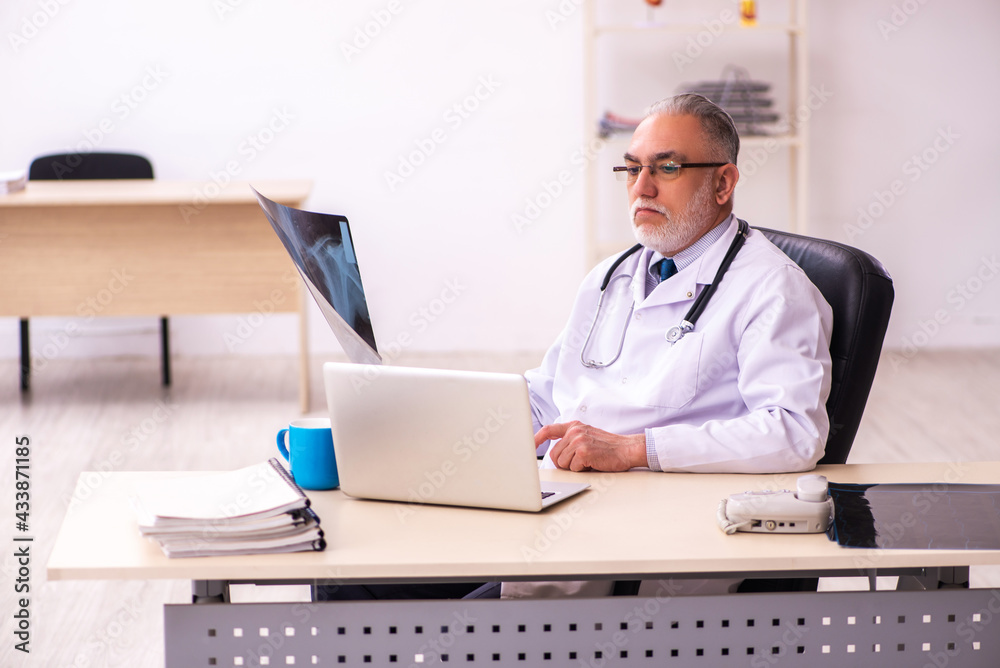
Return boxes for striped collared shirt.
[643,214,734,298]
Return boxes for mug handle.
[276,429,290,461]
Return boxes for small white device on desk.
[717,474,834,534]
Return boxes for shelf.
[582,0,809,269]
[592,23,803,36]
[597,131,803,148]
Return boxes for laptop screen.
[254,188,380,364]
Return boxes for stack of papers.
[0,169,26,194]
[130,459,326,558]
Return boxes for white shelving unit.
[582,0,809,268]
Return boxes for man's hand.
[536,421,647,472]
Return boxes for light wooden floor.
[1,349,998,667]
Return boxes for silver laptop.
[323,363,590,512]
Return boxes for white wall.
[808,0,1000,355]
[1,0,997,365]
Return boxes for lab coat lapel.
[637,217,741,310]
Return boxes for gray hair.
[645,93,740,165]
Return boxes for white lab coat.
[528,216,834,473]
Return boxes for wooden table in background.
[0,179,313,411]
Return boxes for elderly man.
[528,93,832,476]
[496,94,833,600]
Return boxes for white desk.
[48,463,1000,667]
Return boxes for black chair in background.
[22,152,171,390]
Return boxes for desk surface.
[47,462,1000,583]
[0,179,312,207]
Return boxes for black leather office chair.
[732,227,894,594]
[612,228,895,598]
[22,152,171,390]
[755,227,894,465]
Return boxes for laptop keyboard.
[541,491,555,499]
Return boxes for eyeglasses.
[613,161,728,183]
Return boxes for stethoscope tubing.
[583,219,750,366]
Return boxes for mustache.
[630,198,668,219]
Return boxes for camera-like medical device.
[717,475,834,534]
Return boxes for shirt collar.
[645,213,734,282]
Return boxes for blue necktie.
[659,258,677,282]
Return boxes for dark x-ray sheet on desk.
[828,482,1000,549]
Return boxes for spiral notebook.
[129,459,326,557]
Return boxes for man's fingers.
[534,422,571,447]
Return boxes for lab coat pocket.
[643,331,704,409]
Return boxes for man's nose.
[631,167,657,197]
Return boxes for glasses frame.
[613,161,728,182]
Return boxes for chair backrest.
[28,152,153,181]
[755,227,894,465]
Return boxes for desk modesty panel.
[47,462,1000,583]
[0,179,311,317]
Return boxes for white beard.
[630,179,717,256]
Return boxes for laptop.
[323,362,590,512]
[254,191,586,511]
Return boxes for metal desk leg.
[897,566,971,591]
[193,580,230,604]
[160,316,171,387]
[19,318,30,391]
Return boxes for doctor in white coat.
[499,94,833,600]
[527,94,832,476]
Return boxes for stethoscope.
[580,219,750,368]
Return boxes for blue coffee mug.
[276,418,339,490]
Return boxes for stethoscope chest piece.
[665,321,694,344]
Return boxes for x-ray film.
[828,482,1000,550]
[254,188,380,365]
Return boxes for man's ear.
[715,163,739,206]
